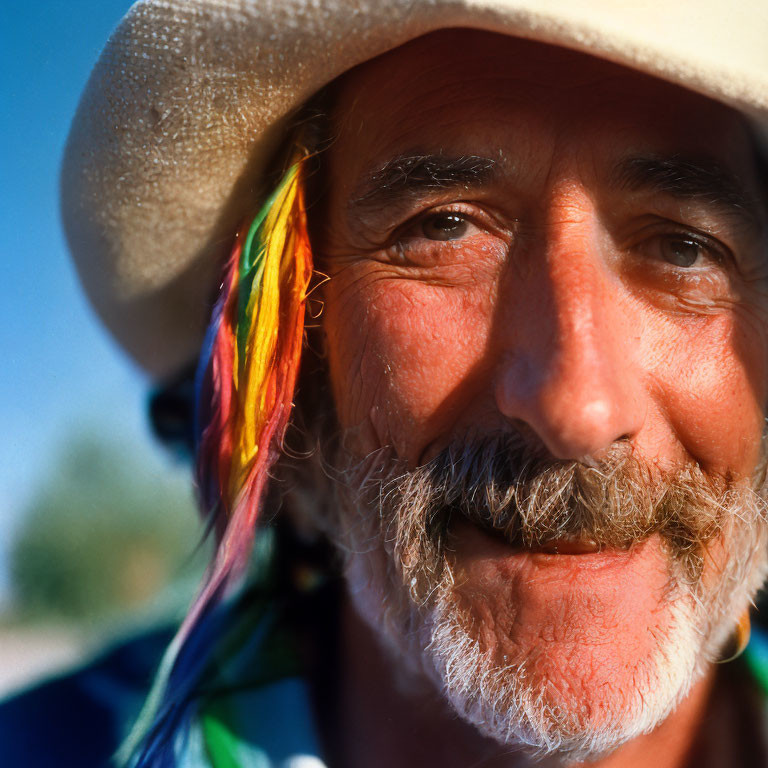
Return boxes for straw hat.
[62,0,768,378]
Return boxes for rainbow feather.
[123,152,313,765]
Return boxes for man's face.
[313,30,768,758]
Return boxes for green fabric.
[202,709,245,768]
[744,628,768,698]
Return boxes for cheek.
[323,268,496,461]
[647,308,768,476]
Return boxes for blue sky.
[0,2,173,599]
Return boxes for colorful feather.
[122,149,313,765]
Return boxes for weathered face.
[314,29,768,758]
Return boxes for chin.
[345,543,702,762]
[425,578,703,761]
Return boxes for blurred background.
[0,2,207,699]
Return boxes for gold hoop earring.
[717,611,751,664]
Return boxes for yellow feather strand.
[229,164,302,499]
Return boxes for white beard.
[332,456,768,763]
[425,583,700,759]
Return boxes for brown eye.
[421,213,469,241]
[660,237,705,268]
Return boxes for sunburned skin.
[312,29,768,768]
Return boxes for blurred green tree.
[9,432,207,625]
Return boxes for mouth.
[448,516,645,585]
[447,508,657,568]
[535,536,601,555]
[456,510,639,555]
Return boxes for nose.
[494,186,645,460]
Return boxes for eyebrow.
[350,154,498,213]
[612,155,762,229]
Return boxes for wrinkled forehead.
[325,29,755,191]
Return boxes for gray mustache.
[373,433,727,587]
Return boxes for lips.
[535,536,601,555]
[456,508,620,555]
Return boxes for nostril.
[503,417,556,461]
[578,434,635,467]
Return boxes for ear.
[148,364,197,459]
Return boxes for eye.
[639,232,730,270]
[420,212,470,241]
[626,220,735,279]
[382,204,504,268]
[658,236,707,268]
